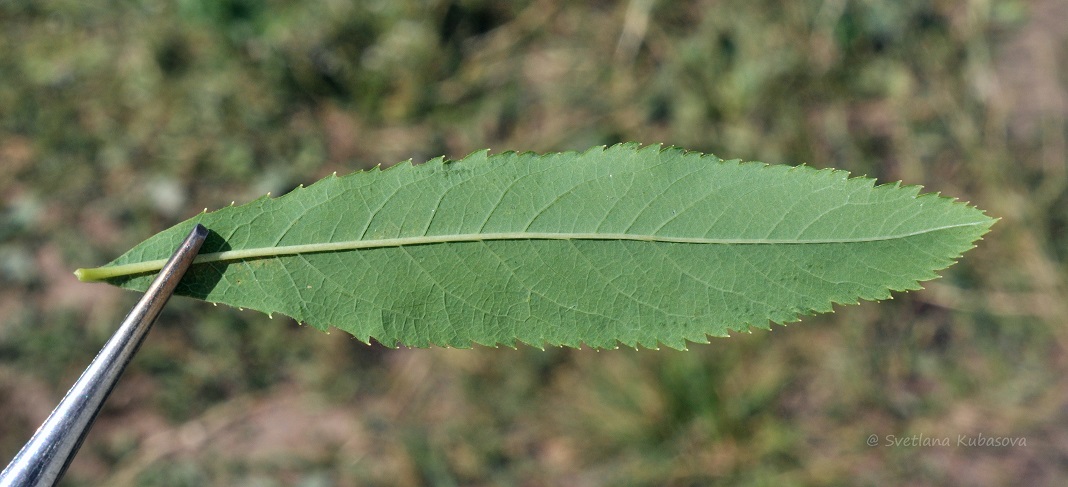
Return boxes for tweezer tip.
[192,224,209,237]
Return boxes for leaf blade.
[77,144,994,349]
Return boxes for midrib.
[75,222,985,281]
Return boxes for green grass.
[1,0,1064,485]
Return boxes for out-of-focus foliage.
[1,0,1064,485]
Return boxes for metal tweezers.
[0,224,208,487]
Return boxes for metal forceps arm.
[0,224,208,487]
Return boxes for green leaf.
[76,144,994,349]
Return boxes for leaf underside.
[79,144,994,349]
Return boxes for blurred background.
[1,0,1065,485]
